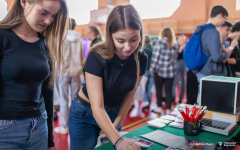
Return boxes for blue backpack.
[183,25,215,71]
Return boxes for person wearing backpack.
[193,5,237,81]
[184,5,238,104]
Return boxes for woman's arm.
[42,76,55,149]
[178,44,186,53]
[113,76,143,130]
[86,72,121,144]
[86,72,141,150]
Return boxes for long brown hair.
[0,0,69,85]
[159,27,176,49]
[89,4,143,87]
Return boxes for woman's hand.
[100,130,108,139]
[150,72,155,76]
[116,139,141,150]
[230,38,239,48]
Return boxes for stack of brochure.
[147,118,166,128]
[147,115,184,128]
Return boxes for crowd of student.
[0,1,239,150]
[130,5,240,118]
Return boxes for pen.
[179,108,189,121]
[178,105,207,122]
[186,105,189,118]
[199,110,208,120]
[190,112,193,122]
[194,110,203,122]
[192,105,198,119]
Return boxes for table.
[94,125,240,150]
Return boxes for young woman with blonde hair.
[0,0,68,149]
[86,25,103,47]
[150,27,179,115]
[68,4,147,150]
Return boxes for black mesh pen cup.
[184,121,202,136]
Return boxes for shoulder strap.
[202,24,215,32]
[200,24,216,54]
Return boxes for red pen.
[190,112,193,122]
[186,105,189,118]
[199,110,208,120]
[179,108,189,121]
[196,106,203,117]
[192,105,198,119]
[194,110,203,122]
[202,106,207,110]
[192,104,196,112]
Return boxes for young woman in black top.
[0,0,68,149]
[68,4,147,150]
[86,25,103,47]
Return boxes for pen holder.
[184,121,202,136]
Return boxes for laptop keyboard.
[201,118,231,130]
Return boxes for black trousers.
[154,74,173,109]
[186,70,198,105]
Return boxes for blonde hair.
[89,4,143,87]
[89,26,103,42]
[0,0,69,85]
[159,27,176,49]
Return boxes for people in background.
[196,5,238,81]
[195,5,238,104]
[150,27,179,115]
[130,35,153,118]
[142,35,154,109]
[217,21,234,76]
[186,69,198,105]
[86,25,103,47]
[218,21,232,44]
[172,34,187,104]
[0,0,68,149]
[54,18,84,134]
[68,4,146,150]
[226,21,240,77]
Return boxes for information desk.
[94,125,240,150]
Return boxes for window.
[130,0,181,19]
[67,0,98,25]
[0,0,7,21]
[237,0,240,11]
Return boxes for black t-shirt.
[82,51,147,106]
[0,28,54,147]
[226,38,240,76]
[0,28,50,119]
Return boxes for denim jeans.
[154,74,174,109]
[172,60,186,102]
[58,76,81,127]
[68,99,120,150]
[143,71,154,103]
[0,111,48,150]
